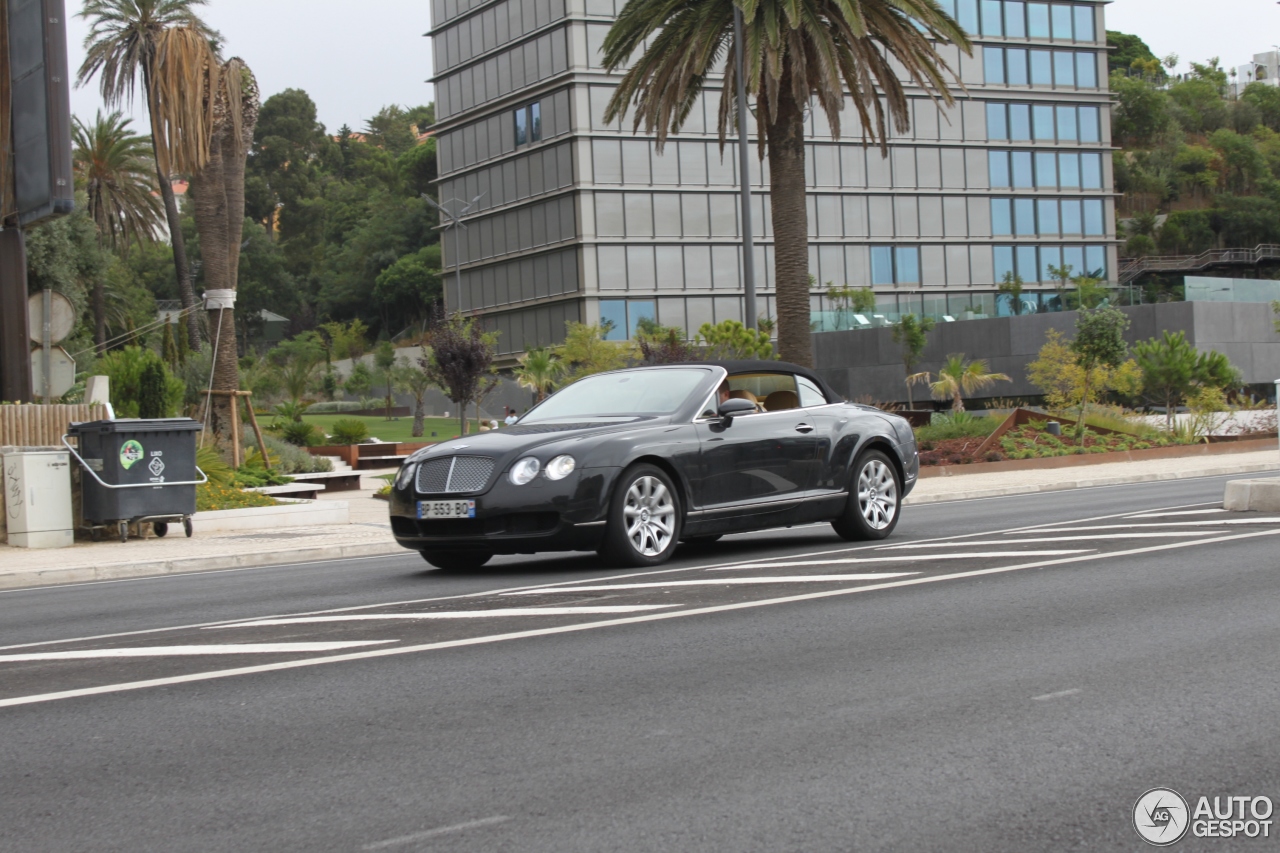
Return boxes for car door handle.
[794,423,814,433]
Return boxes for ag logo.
[1134,787,1190,846]
[148,456,166,478]
[119,440,145,470]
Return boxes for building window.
[871,246,921,285]
[599,299,656,341]
[956,1,1095,42]
[513,101,542,147]
[986,103,1101,143]
[995,244,1108,283]
[990,149,1104,189]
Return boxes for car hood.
[408,417,668,467]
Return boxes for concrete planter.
[920,437,1280,479]
[194,498,349,533]
[310,445,359,468]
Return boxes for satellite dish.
[28,291,76,345]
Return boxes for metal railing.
[1118,244,1280,284]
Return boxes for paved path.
[2,474,1279,850]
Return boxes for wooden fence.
[0,404,109,448]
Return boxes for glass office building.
[429,0,1115,355]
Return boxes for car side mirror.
[717,397,757,424]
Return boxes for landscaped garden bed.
[918,421,1172,466]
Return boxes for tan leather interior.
[728,389,758,403]
[763,390,799,412]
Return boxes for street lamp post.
[422,193,484,317]
[733,4,757,331]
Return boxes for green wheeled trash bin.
[64,418,207,542]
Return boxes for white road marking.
[363,816,511,850]
[2,529,1276,710]
[1126,509,1227,518]
[883,533,1214,548]
[500,575,919,594]
[210,606,679,628]
[0,642,395,663]
[1032,688,1082,701]
[1010,519,1280,533]
[707,551,1090,569]
[0,501,1231,653]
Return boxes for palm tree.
[72,110,164,351]
[77,0,219,352]
[602,0,969,367]
[908,354,1010,412]
[515,347,564,402]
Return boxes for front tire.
[832,450,902,541]
[421,551,493,571]
[600,464,682,567]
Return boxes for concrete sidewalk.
[1,450,1277,590]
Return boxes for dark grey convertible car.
[389,360,918,570]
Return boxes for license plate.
[417,500,476,520]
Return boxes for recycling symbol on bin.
[148,456,166,478]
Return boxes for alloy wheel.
[857,459,898,530]
[623,475,676,556]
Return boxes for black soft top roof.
[684,360,844,403]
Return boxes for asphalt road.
[3,472,1280,852]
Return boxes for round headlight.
[544,455,576,480]
[394,461,416,491]
[509,456,541,485]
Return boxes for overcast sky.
[1097,0,1277,74]
[66,0,436,134]
[64,0,1271,136]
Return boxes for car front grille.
[415,456,494,494]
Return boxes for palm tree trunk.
[953,389,964,412]
[765,77,812,368]
[192,136,236,438]
[93,278,106,353]
[155,161,200,353]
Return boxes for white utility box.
[2,449,74,548]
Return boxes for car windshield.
[523,368,710,421]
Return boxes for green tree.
[1134,331,1240,428]
[364,105,418,156]
[891,313,935,408]
[602,0,968,368]
[998,272,1026,316]
[515,347,564,402]
[560,322,635,378]
[373,340,398,420]
[372,244,442,329]
[392,354,436,437]
[1172,144,1220,201]
[1070,307,1130,437]
[77,0,219,352]
[1109,72,1173,147]
[97,346,185,417]
[1243,82,1280,132]
[1106,31,1158,75]
[908,355,1010,413]
[1209,129,1270,194]
[696,320,775,360]
[138,360,168,418]
[73,111,164,351]
[343,361,374,400]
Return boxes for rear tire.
[600,464,682,567]
[421,551,493,571]
[832,449,902,542]
[153,522,169,538]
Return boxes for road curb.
[0,541,411,591]
[904,462,1280,506]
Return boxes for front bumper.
[388,466,619,554]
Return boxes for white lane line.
[1032,688,1082,701]
[0,641,395,663]
[1126,509,1227,518]
[500,575,919,594]
[363,816,511,850]
[208,606,679,628]
[1010,519,1280,533]
[3,529,1277,710]
[0,501,1227,653]
[707,551,1090,570]
[882,533,1213,548]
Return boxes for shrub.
[915,411,1001,444]
[242,433,332,474]
[281,420,322,447]
[97,346,185,418]
[330,418,371,445]
[197,483,278,511]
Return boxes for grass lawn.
[301,414,485,443]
